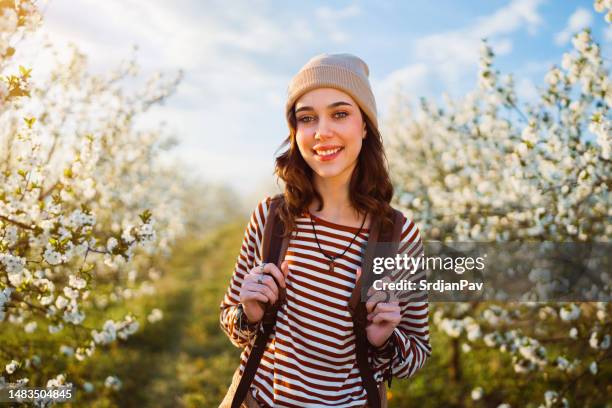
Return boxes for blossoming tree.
[386,2,611,407]
[0,0,188,400]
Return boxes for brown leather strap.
[231,195,289,408]
[349,209,404,408]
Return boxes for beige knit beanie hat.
[285,53,378,132]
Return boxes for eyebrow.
[294,101,353,115]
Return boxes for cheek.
[295,127,320,155]
[345,134,364,158]
[294,132,311,156]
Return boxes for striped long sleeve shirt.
[220,196,431,407]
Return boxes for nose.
[314,117,333,140]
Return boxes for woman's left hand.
[356,267,401,348]
[366,300,401,348]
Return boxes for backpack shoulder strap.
[348,208,404,408]
[260,194,290,277]
[349,208,404,311]
[231,194,290,408]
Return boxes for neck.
[311,170,358,220]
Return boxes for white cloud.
[35,0,349,195]
[413,0,543,67]
[315,4,362,44]
[476,0,544,37]
[28,0,564,197]
[374,63,430,118]
[555,7,593,45]
[377,0,544,112]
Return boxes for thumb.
[281,260,290,279]
[355,267,362,285]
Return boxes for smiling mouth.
[314,146,344,159]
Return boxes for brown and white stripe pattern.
[220,196,431,407]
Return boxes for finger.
[258,275,279,297]
[244,274,264,290]
[365,297,382,314]
[244,290,269,304]
[251,264,265,275]
[365,291,389,313]
[281,260,290,281]
[365,294,390,314]
[253,284,278,304]
[372,302,401,314]
[263,263,286,289]
[371,311,401,325]
[261,284,278,304]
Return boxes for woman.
[219,53,431,408]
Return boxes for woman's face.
[294,88,367,183]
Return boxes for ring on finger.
[257,276,263,285]
[259,262,267,274]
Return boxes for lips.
[313,146,344,161]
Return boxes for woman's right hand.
[239,261,289,324]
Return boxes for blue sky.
[29,0,611,201]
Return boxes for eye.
[297,115,314,123]
[334,111,348,119]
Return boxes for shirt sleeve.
[371,215,432,381]
[219,196,271,348]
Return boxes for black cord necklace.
[309,211,367,273]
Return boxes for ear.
[362,122,367,139]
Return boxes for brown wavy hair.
[274,106,395,237]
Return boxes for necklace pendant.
[329,260,334,273]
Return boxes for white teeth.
[317,147,342,156]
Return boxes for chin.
[313,166,349,179]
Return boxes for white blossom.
[560,303,581,321]
[0,253,26,274]
[46,374,67,388]
[24,321,37,333]
[5,360,19,374]
[104,375,122,391]
[59,345,74,357]
[68,275,87,290]
[48,323,64,334]
[54,295,69,310]
[106,237,118,252]
[43,248,62,266]
[147,308,163,323]
[92,320,117,345]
